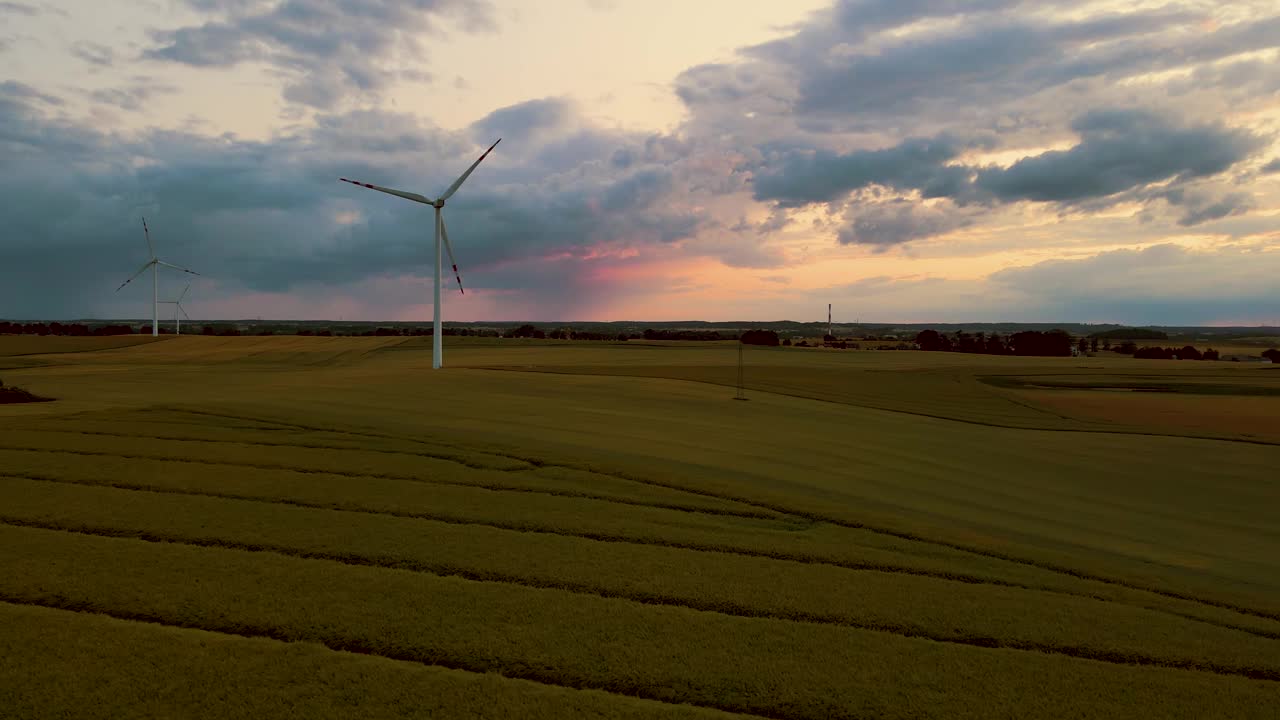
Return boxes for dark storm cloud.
[470,97,575,149]
[145,0,496,109]
[0,85,712,318]
[748,108,1263,246]
[974,110,1263,203]
[750,135,971,207]
[1156,189,1254,227]
[836,200,972,249]
[1261,158,1280,174]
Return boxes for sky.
[2,0,1279,325]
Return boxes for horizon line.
[3,318,1279,330]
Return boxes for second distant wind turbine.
[115,218,200,337]
[339,138,500,369]
[159,284,191,335]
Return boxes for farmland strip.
[2,525,1276,720]
[5,472,1278,643]
[2,510,1278,681]
[146,406,1280,621]
[0,443,773,520]
[0,602,760,720]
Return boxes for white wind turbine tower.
[115,218,200,336]
[159,284,191,335]
[339,138,501,369]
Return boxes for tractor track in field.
[0,443,777,522]
[0,598,781,720]
[186,390,1280,625]
[14,403,1280,629]
[4,472,1277,643]
[2,520,1278,685]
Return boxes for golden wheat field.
[1,335,1278,719]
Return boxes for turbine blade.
[157,260,201,275]
[142,217,154,259]
[438,138,500,202]
[178,284,190,302]
[439,214,464,294]
[116,261,152,291]
[179,305,191,321]
[339,178,433,205]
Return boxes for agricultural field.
[1,335,1278,718]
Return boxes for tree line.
[0,321,135,336]
[914,329,1076,356]
[1132,346,1220,360]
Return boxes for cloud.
[71,41,115,67]
[0,80,63,106]
[144,0,497,110]
[470,97,576,148]
[974,110,1262,204]
[1157,189,1254,227]
[747,107,1264,247]
[0,85,730,319]
[750,135,971,207]
[836,199,972,249]
[86,78,180,112]
[5,0,1280,323]
[0,1,38,16]
[731,3,1277,133]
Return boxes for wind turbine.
[115,218,200,336]
[159,284,191,335]
[339,138,501,369]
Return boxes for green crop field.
[1,335,1278,718]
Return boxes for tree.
[1103,338,1112,351]
[1262,348,1280,363]
[1077,338,1089,355]
[1008,330,1072,357]
[1178,345,1202,361]
[1202,348,1219,361]
[985,332,1006,355]
[1089,337,1099,353]
[914,329,948,352]
[740,329,780,347]
[511,324,542,338]
[782,338,792,346]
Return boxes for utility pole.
[737,338,747,399]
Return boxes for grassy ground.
[1,335,1277,718]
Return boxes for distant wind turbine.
[158,284,191,335]
[339,138,501,369]
[115,218,200,337]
